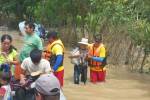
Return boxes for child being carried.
[69,38,89,84]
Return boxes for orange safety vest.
[44,39,65,72]
[89,43,106,71]
[44,40,64,60]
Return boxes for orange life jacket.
[44,40,64,61]
[44,40,65,72]
[89,43,106,71]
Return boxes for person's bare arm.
[20,68,26,85]
[68,54,80,58]
[10,57,19,65]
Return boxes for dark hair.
[30,49,42,64]
[94,34,102,43]
[0,72,11,83]
[25,21,35,30]
[46,31,58,40]
[1,34,12,43]
[42,92,60,100]
[1,34,17,53]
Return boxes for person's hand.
[35,92,43,100]
[1,52,6,57]
[20,78,26,86]
[51,69,54,73]
[5,59,12,65]
[88,55,92,59]
[68,55,73,59]
[85,56,89,61]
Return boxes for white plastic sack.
[18,21,40,36]
[60,89,66,100]
[34,24,41,36]
[18,21,26,36]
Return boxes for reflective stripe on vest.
[89,44,104,67]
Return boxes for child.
[0,72,12,100]
[69,38,89,84]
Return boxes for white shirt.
[21,57,51,75]
[70,47,80,65]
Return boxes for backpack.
[38,25,46,38]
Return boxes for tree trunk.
[125,42,133,65]
[140,51,147,73]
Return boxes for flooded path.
[63,55,150,100]
[1,31,150,100]
[63,52,150,100]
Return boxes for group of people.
[69,34,107,84]
[0,21,65,100]
[0,20,107,100]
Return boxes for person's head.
[1,34,15,53]
[78,38,88,49]
[24,21,35,35]
[35,73,60,100]
[46,31,58,44]
[0,72,11,86]
[93,34,102,47]
[30,49,42,65]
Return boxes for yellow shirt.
[89,44,106,71]
[0,49,17,64]
[46,39,64,72]
[0,48,18,75]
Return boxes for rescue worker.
[88,34,107,83]
[44,31,65,87]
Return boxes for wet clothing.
[15,58,51,100]
[46,39,64,72]
[88,43,106,82]
[71,47,88,84]
[0,48,17,75]
[46,39,64,86]
[0,49,17,64]
[70,47,80,65]
[19,34,43,63]
[21,57,51,75]
[0,64,10,73]
[74,64,87,84]
[90,70,106,83]
[54,70,64,87]
[89,43,106,71]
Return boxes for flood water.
[1,31,150,100]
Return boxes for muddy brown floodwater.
[1,31,150,100]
